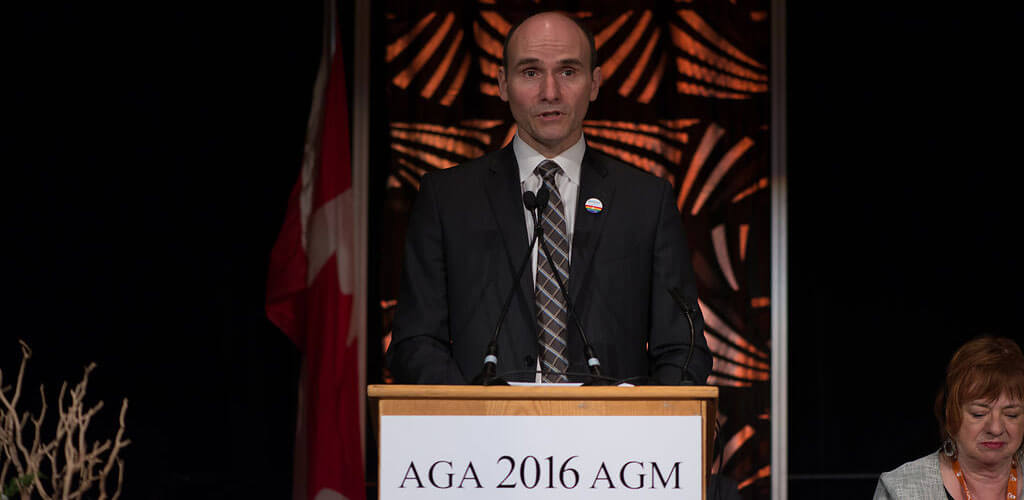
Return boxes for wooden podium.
[368,384,718,499]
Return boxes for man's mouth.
[538,111,563,119]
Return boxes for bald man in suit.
[387,12,711,385]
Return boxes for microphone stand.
[667,287,698,385]
[471,191,542,385]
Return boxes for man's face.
[498,13,601,158]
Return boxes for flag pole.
[351,0,370,461]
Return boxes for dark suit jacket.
[387,144,712,385]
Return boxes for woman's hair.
[935,336,1024,436]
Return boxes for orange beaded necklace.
[951,459,1019,500]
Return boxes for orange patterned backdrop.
[379,1,771,496]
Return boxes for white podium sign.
[379,415,702,499]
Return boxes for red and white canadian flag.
[265,1,365,498]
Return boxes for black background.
[6,1,1024,499]
[788,3,1024,498]
[6,1,324,497]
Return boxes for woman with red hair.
[875,336,1024,499]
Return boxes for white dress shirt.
[514,134,585,284]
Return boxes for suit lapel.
[484,145,538,324]
[569,148,614,304]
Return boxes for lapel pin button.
[584,198,603,214]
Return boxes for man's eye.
[523,70,539,78]
[970,413,986,418]
[562,69,576,76]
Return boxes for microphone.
[667,287,699,385]
[534,185,549,213]
[533,187,607,384]
[472,190,543,385]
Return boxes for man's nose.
[540,73,560,101]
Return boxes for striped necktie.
[534,160,570,383]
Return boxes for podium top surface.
[367,384,718,400]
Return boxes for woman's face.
[954,392,1023,467]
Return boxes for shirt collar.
[513,134,586,185]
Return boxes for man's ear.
[498,66,509,102]
[590,66,602,101]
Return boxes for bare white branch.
[0,342,129,500]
